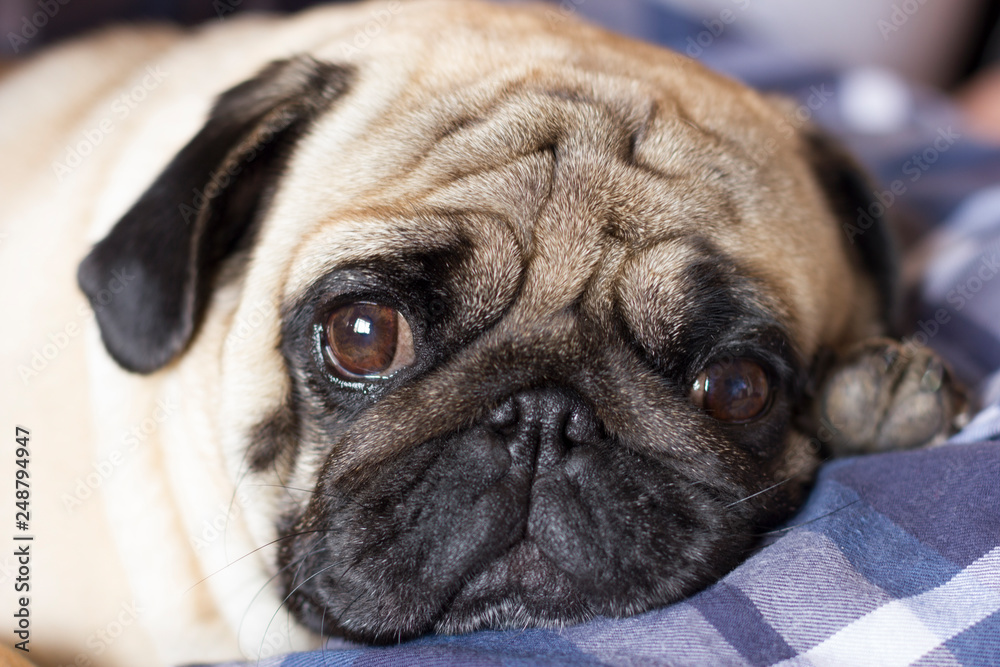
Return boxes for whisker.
[242,534,331,653]
[725,476,793,508]
[225,437,271,564]
[318,604,332,665]
[332,588,372,640]
[223,432,304,565]
[757,499,861,537]
[261,558,345,654]
[184,528,331,595]
[243,482,380,513]
[246,483,317,495]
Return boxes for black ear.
[800,129,899,332]
[78,57,353,373]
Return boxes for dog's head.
[78,1,894,643]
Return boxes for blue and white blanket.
[200,1,1000,664]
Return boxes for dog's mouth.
[276,389,781,643]
[286,537,594,641]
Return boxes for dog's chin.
[277,394,779,643]
[288,540,608,642]
[285,513,749,644]
[428,538,717,636]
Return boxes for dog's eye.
[324,303,415,380]
[691,358,772,423]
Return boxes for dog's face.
[77,1,899,644]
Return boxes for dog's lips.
[279,422,766,642]
[433,538,595,633]
[287,525,601,640]
[285,529,588,640]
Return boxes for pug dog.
[0,1,968,665]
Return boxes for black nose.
[484,389,602,469]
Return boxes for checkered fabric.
[193,1,1000,665]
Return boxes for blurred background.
[1,0,998,85]
[3,0,1000,139]
[659,0,996,88]
[2,0,998,83]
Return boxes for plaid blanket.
[196,1,1000,665]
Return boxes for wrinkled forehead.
[255,31,845,353]
[278,71,776,263]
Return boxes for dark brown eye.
[324,302,414,380]
[691,358,772,423]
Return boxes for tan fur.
[0,2,881,665]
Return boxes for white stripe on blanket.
[779,546,1000,667]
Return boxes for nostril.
[482,389,603,472]
[485,395,518,433]
[564,403,601,446]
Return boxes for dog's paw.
[816,338,972,456]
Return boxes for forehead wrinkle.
[511,150,620,318]
[617,237,802,373]
[399,84,566,190]
[421,149,555,259]
[495,99,717,322]
[633,106,761,196]
[376,73,748,260]
[522,106,743,250]
[283,65,769,340]
[596,167,740,248]
[617,239,703,351]
[401,65,658,191]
